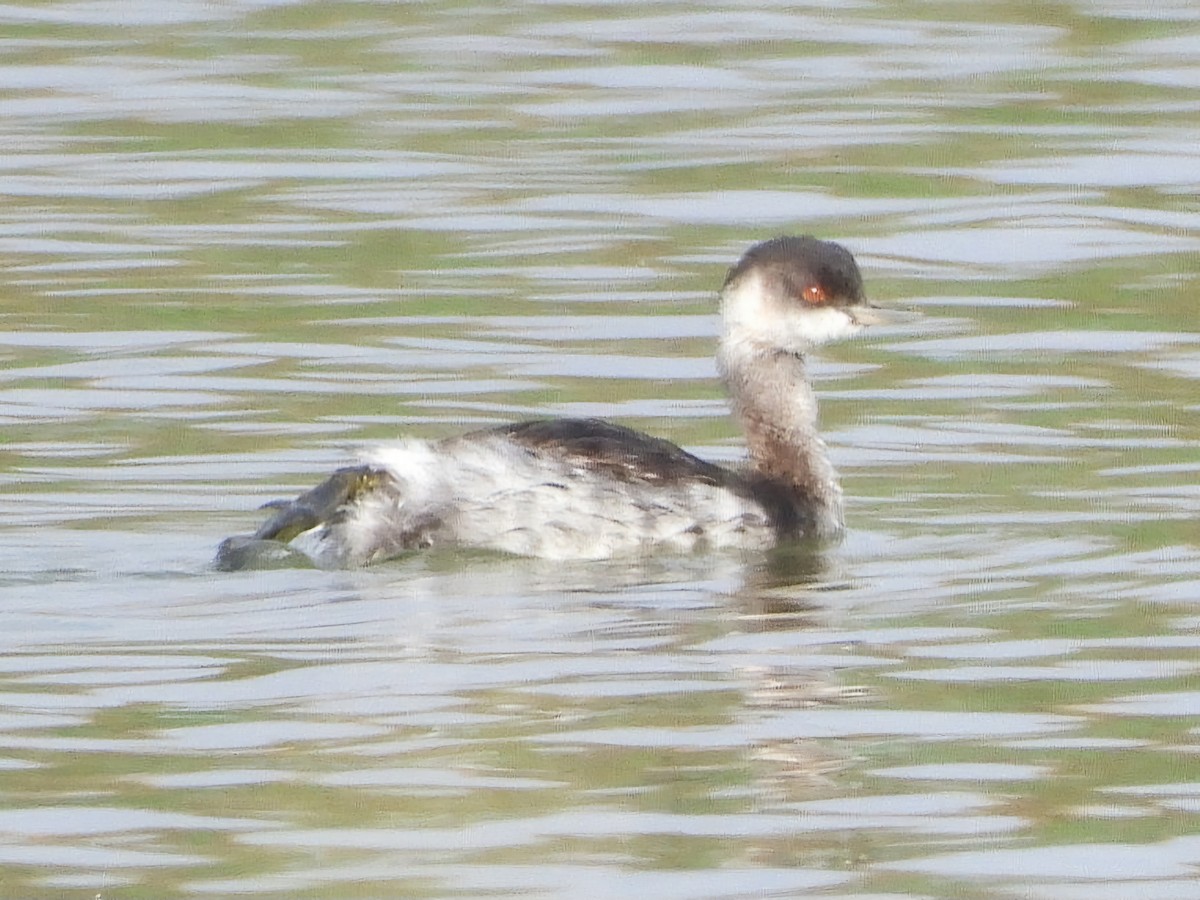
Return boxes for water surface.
[1,0,1200,897]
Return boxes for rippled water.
[2,0,1200,897]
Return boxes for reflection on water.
[1,0,1200,897]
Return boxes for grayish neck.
[717,338,844,538]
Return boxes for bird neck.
[717,337,844,538]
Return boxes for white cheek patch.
[721,272,862,352]
[720,271,771,331]
[779,305,862,348]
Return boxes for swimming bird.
[216,235,884,568]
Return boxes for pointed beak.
[848,302,913,327]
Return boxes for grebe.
[216,235,884,569]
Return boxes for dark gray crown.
[723,235,866,307]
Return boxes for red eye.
[802,284,828,305]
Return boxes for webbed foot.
[214,535,312,571]
[215,466,387,571]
